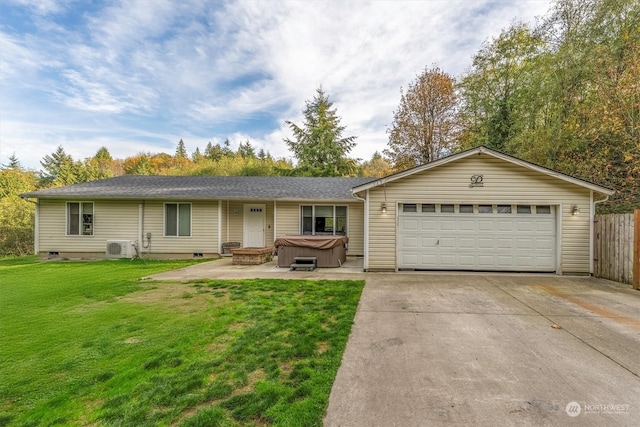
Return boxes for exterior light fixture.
[381,203,387,213]
[571,205,580,215]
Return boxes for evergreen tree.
[40,146,74,185]
[175,139,188,159]
[284,87,357,177]
[1,153,22,170]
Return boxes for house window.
[300,205,347,235]
[402,204,417,213]
[536,205,551,214]
[422,204,436,213]
[459,204,474,213]
[478,205,493,213]
[497,204,512,214]
[440,204,455,213]
[165,203,191,237]
[517,205,532,214]
[67,202,94,236]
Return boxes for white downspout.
[352,190,368,271]
[273,200,277,241]
[138,202,143,256]
[34,201,39,254]
[218,200,222,254]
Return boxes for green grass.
[0,257,364,426]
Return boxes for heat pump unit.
[106,240,134,259]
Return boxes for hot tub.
[274,235,348,268]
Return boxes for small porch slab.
[231,247,274,265]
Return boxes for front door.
[243,204,265,247]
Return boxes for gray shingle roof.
[20,175,375,201]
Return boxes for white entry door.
[243,204,266,247]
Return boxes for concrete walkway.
[144,256,366,281]
[146,260,640,426]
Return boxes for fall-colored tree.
[384,66,459,170]
[359,152,394,178]
[0,168,37,255]
[285,87,357,177]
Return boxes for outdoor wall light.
[571,205,580,215]
[381,203,387,213]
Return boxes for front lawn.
[0,257,364,426]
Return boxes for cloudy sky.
[0,0,552,170]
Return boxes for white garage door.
[398,203,556,272]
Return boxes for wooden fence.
[593,210,639,289]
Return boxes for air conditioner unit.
[106,240,135,259]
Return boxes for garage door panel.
[516,220,534,232]
[478,221,495,232]
[459,220,475,231]
[400,236,419,248]
[497,238,514,249]
[516,238,534,250]
[459,238,476,249]
[402,218,419,231]
[420,219,437,232]
[536,238,554,250]
[398,209,556,272]
[535,221,555,233]
[440,254,457,266]
[440,221,456,231]
[421,237,438,247]
[497,221,515,232]
[478,238,495,249]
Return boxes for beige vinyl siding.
[366,154,592,273]
[347,202,364,256]
[142,201,218,254]
[274,201,364,255]
[38,200,138,253]
[274,201,300,237]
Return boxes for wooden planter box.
[230,247,274,265]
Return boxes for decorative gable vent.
[106,240,134,259]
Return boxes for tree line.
[385,0,638,213]
[1,0,637,256]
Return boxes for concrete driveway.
[324,273,640,427]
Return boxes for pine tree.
[284,87,357,177]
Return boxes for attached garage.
[352,146,614,275]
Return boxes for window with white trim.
[165,203,191,237]
[300,205,347,235]
[67,202,94,236]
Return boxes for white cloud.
[0,0,553,169]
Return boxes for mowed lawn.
[0,257,364,426]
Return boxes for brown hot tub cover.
[274,235,348,268]
[274,235,348,249]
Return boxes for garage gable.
[355,147,613,274]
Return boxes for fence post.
[634,209,640,290]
